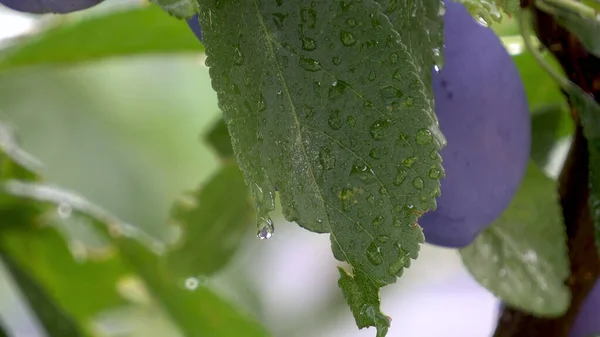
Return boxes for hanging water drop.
[257,215,275,240]
[57,203,72,219]
[185,277,200,290]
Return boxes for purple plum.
[570,279,600,337]
[187,14,203,43]
[0,0,104,14]
[419,0,531,247]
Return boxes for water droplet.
[346,116,356,128]
[346,18,356,27]
[340,30,357,46]
[376,235,390,243]
[389,53,398,64]
[185,277,199,290]
[319,148,336,171]
[366,194,376,206]
[372,216,384,228]
[392,69,403,81]
[403,156,417,168]
[437,0,446,16]
[405,96,414,107]
[368,70,376,81]
[332,56,342,65]
[301,8,317,27]
[366,242,383,265]
[302,37,317,51]
[233,47,244,65]
[299,55,321,72]
[340,188,355,212]
[379,185,389,196]
[328,80,348,99]
[257,215,274,240]
[415,128,433,144]
[475,14,490,27]
[413,177,424,189]
[57,203,72,219]
[328,109,343,130]
[387,252,408,276]
[369,148,381,159]
[394,168,407,186]
[429,149,441,160]
[370,119,391,140]
[380,86,403,100]
[428,166,442,179]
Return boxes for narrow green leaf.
[531,104,573,169]
[566,86,600,258]
[205,118,235,160]
[456,0,512,25]
[197,0,444,334]
[151,0,198,19]
[2,181,271,337]
[166,163,253,277]
[0,4,202,72]
[460,162,570,317]
[0,253,84,337]
[0,122,42,182]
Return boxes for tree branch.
[493,5,600,337]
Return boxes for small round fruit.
[0,0,104,14]
[419,0,531,247]
[569,279,600,337]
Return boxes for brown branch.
[493,5,600,337]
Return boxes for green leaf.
[460,162,570,317]
[166,163,253,277]
[0,4,202,72]
[2,181,271,337]
[0,321,7,337]
[566,86,600,258]
[151,0,198,19]
[197,0,444,334]
[205,118,235,160]
[0,252,84,337]
[531,104,573,169]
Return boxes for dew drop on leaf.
[366,242,384,265]
[403,156,417,168]
[428,166,442,179]
[394,168,407,186]
[299,55,321,72]
[57,202,72,219]
[346,116,356,128]
[389,53,398,64]
[368,70,376,81]
[257,215,275,240]
[302,37,317,51]
[415,128,433,145]
[372,216,384,228]
[332,56,342,65]
[185,277,199,290]
[340,30,357,46]
[369,119,390,140]
[412,177,424,190]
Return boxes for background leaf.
[165,163,253,278]
[530,104,573,169]
[0,4,202,72]
[197,0,444,334]
[151,0,198,19]
[460,162,570,317]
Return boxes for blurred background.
[0,1,571,336]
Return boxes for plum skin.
[0,0,103,13]
[187,14,203,43]
[419,0,531,248]
[570,279,600,337]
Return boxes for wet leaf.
[544,0,600,59]
[530,104,573,169]
[460,162,570,317]
[166,164,253,277]
[0,4,202,72]
[197,0,444,334]
[377,0,444,86]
